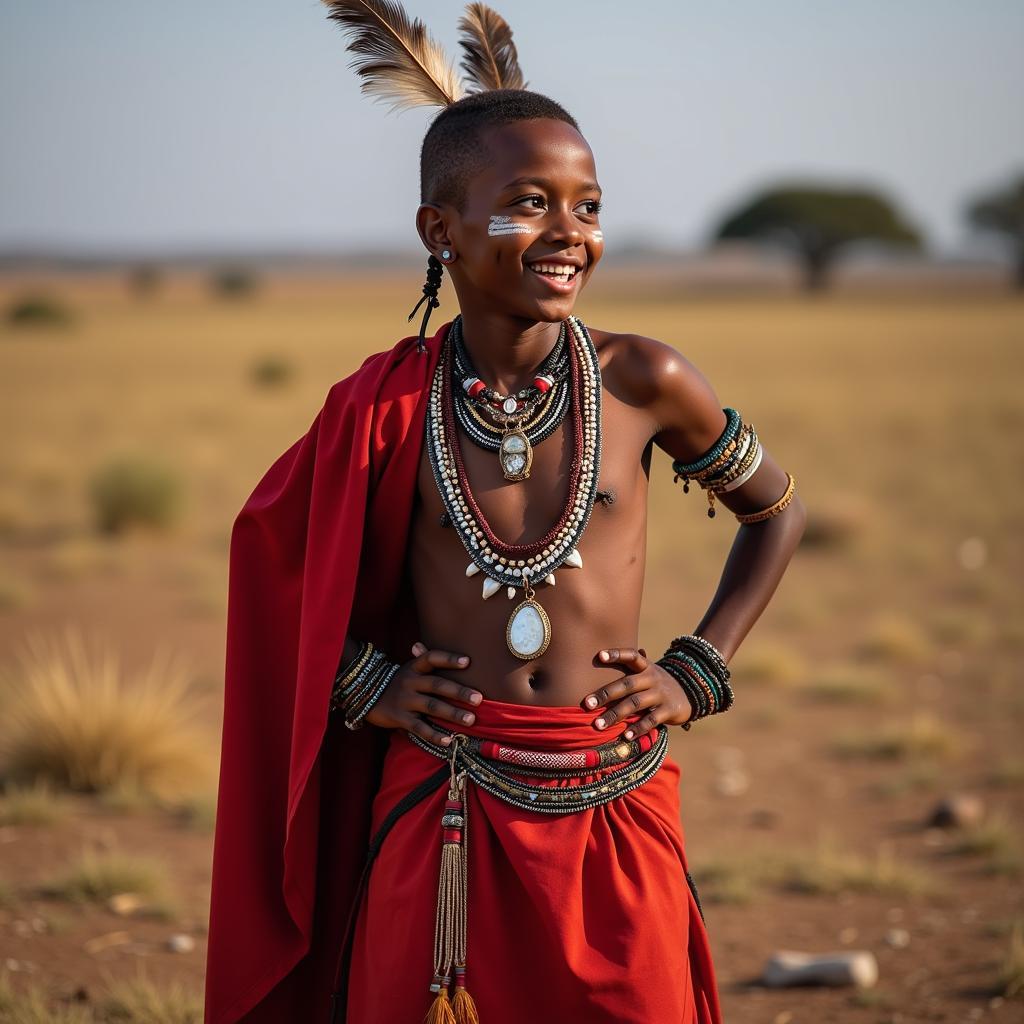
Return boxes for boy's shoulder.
[588,326,727,453]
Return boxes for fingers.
[591,686,661,732]
[584,650,651,711]
[401,712,456,747]
[411,641,470,672]
[623,707,666,741]
[596,647,648,670]
[408,689,478,728]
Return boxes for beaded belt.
[406,721,669,814]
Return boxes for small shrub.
[250,355,294,388]
[87,454,182,534]
[126,262,163,298]
[776,838,934,898]
[209,266,258,299]
[5,292,75,329]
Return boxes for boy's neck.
[456,309,565,395]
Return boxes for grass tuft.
[39,847,176,919]
[856,613,931,664]
[996,920,1024,999]
[0,779,70,826]
[0,625,214,802]
[830,712,965,762]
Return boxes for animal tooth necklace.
[425,315,603,659]
[450,313,571,481]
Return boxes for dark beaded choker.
[449,314,572,454]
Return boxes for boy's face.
[420,117,604,323]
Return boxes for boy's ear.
[415,202,454,257]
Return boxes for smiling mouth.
[525,263,581,289]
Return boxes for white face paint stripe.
[488,215,536,236]
[591,230,604,241]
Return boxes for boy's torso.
[409,327,659,706]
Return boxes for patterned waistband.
[405,723,669,814]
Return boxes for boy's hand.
[362,641,482,746]
[582,647,693,739]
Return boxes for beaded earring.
[407,251,448,354]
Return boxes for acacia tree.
[966,173,1024,289]
[713,184,923,292]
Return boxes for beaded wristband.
[329,639,401,730]
[657,634,733,731]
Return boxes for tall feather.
[321,0,465,112]
[457,3,527,93]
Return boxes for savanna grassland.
[0,270,1021,1023]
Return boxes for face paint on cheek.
[488,215,536,237]
[590,230,604,242]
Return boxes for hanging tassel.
[451,965,480,1024]
[426,738,480,1022]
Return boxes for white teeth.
[528,263,576,278]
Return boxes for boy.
[205,9,805,1024]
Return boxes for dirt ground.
[0,271,1021,1022]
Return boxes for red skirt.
[345,696,723,1023]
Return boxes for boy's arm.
[617,334,807,663]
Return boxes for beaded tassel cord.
[426,736,479,1024]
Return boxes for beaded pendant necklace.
[425,315,603,659]
[450,314,571,481]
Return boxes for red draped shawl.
[204,321,448,1023]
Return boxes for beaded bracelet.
[672,409,766,519]
[656,634,734,731]
[329,639,401,731]
[734,472,796,524]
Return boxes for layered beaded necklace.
[425,315,603,659]
[449,314,572,481]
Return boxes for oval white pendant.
[506,599,551,660]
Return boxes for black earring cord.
[407,253,445,353]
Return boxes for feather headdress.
[321,0,526,112]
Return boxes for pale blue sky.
[1,1,1021,256]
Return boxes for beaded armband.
[656,634,734,731]
[672,407,794,522]
[330,639,401,731]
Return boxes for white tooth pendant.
[563,548,583,568]
[545,573,556,586]
[499,427,532,481]
[466,562,480,577]
[506,576,552,660]
[482,577,501,599]
[507,586,516,599]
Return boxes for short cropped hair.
[419,89,580,212]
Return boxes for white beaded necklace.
[425,315,603,659]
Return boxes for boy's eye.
[513,195,603,215]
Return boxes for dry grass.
[830,712,966,762]
[38,847,176,920]
[728,643,806,688]
[0,779,71,827]
[0,970,202,1023]
[950,814,1024,877]
[997,920,1024,1000]
[798,662,891,704]
[856,613,932,665]
[0,625,214,801]
[693,834,934,903]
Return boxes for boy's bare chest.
[414,370,654,557]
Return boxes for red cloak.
[204,321,448,1023]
